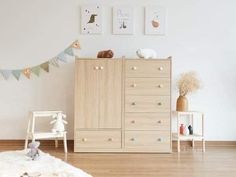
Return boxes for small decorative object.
[113,6,134,34]
[26,141,40,161]
[145,6,166,35]
[188,125,193,135]
[176,71,201,111]
[136,48,157,59]
[183,125,189,135]
[81,5,102,34]
[180,124,184,135]
[50,112,68,133]
[97,50,114,58]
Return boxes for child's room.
[0,0,236,177]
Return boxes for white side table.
[172,111,205,152]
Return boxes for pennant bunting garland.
[0,70,11,80]
[12,70,21,80]
[40,62,49,72]
[22,68,31,79]
[49,58,60,67]
[64,47,74,56]
[31,66,41,77]
[56,52,67,63]
[0,40,80,81]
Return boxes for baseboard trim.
[0,140,236,149]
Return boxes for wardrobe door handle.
[99,66,104,70]
[108,138,113,142]
[130,138,135,141]
[131,102,136,106]
[131,66,137,70]
[131,120,136,124]
[157,138,162,142]
[157,120,162,124]
[131,83,137,87]
[94,66,99,70]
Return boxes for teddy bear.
[97,50,114,58]
[26,141,40,161]
[136,48,157,59]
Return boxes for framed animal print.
[113,6,134,34]
[145,6,166,35]
[81,5,102,34]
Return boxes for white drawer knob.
[82,138,87,142]
[157,102,162,106]
[158,67,163,71]
[131,66,137,70]
[158,84,163,88]
[131,83,137,87]
[131,120,135,124]
[157,120,162,124]
[94,66,99,70]
[130,138,135,141]
[108,138,113,142]
[99,66,104,70]
[157,138,162,142]
[131,102,136,106]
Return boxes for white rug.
[0,150,92,177]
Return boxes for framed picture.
[81,5,102,34]
[113,6,134,34]
[145,6,166,35]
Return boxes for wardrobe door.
[98,59,122,128]
[75,60,100,129]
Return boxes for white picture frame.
[81,5,102,34]
[113,6,134,35]
[145,6,166,35]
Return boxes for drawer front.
[125,60,170,78]
[75,130,121,149]
[125,131,170,150]
[125,78,170,95]
[125,113,170,130]
[125,96,170,112]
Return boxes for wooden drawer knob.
[131,120,135,124]
[157,138,162,142]
[82,138,87,142]
[157,102,162,106]
[130,138,135,141]
[131,83,137,87]
[131,102,136,106]
[131,66,137,70]
[108,138,113,142]
[158,67,164,71]
[99,66,104,70]
[158,84,163,88]
[94,66,99,70]
[157,120,162,124]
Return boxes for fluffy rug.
[0,150,92,177]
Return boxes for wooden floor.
[1,144,236,177]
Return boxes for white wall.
[0,0,236,140]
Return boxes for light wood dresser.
[74,58,172,153]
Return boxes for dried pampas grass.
[177,71,201,96]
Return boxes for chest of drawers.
[74,58,171,153]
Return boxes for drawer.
[125,96,170,112]
[75,130,121,149]
[125,131,170,150]
[125,78,170,95]
[125,60,170,78]
[125,113,170,130]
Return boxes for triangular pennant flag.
[49,58,60,67]
[31,66,41,77]
[56,52,67,62]
[0,70,11,80]
[40,62,49,72]
[64,47,74,56]
[71,40,81,49]
[12,70,21,80]
[22,68,31,79]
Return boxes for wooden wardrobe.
[74,58,171,153]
